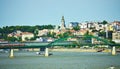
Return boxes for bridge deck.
[0,41,120,49]
[0,41,74,49]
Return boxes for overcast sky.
[0,0,120,27]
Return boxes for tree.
[34,29,39,36]
[57,34,63,38]
[17,37,22,42]
[73,26,80,31]
[84,31,89,36]
[30,37,36,41]
[25,37,29,41]
[98,31,106,38]
[47,32,56,38]
[57,31,72,38]
[7,37,17,42]
[63,31,71,37]
[102,20,108,25]
[2,34,7,40]
[109,40,115,44]
[0,25,56,40]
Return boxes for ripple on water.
[0,52,120,69]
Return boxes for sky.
[0,0,120,27]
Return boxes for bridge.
[0,35,120,58]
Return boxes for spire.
[62,16,65,21]
[61,16,66,30]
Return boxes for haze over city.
[0,0,120,27]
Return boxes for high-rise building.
[60,16,66,30]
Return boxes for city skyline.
[0,0,120,27]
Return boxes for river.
[0,51,120,69]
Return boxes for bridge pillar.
[45,47,49,57]
[111,46,116,56]
[9,49,14,58]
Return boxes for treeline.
[0,25,55,39]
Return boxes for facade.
[69,22,79,29]
[79,23,87,29]
[95,22,105,30]
[112,31,120,43]
[8,31,34,41]
[7,30,22,39]
[21,32,34,41]
[73,29,87,35]
[79,22,96,29]
[107,24,114,31]
[38,29,49,36]
[87,22,96,29]
[112,21,120,31]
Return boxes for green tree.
[30,37,36,41]
[2,34,8,40]
[73,26,80,31]
[17,37,22,42]
[25,37,29,41]
[84,31,89,36]
[57,31,72,38]
[63,31,71,38]
[0,25,55,40]
[47,32,56,38]
[7,37,17,42]
[98,31,106,38]
[102,20,108,25]
[109,40,115,44]
[57,34,63,38]
[34,29,39,36]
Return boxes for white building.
[95,22,105,30]
[79,22,97,29]
[112,31,120,43]
[112,21,120,31]
[36,37,44,42]
[21,32,34,41]
[79,23,87,29]
[38,29,49,36]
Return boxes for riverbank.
[12,48,111,53]
[50,48,111,52]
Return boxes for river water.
[0,51,120,69]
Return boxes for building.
[79,22,96,29]
[7,30,22,39]
[69,22,79,29]
[38,29,49,36]
[79,23,87,29]
[112,31,120,43]
[73,29,88,35]
[107,24,114,31]
[60,16,66,30]
[112,21,120,31]
[21,32,34,41]
[87,22,96,29]
[8,31,34,41]
[95,22,105,31]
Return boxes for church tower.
[60,16,66,30]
